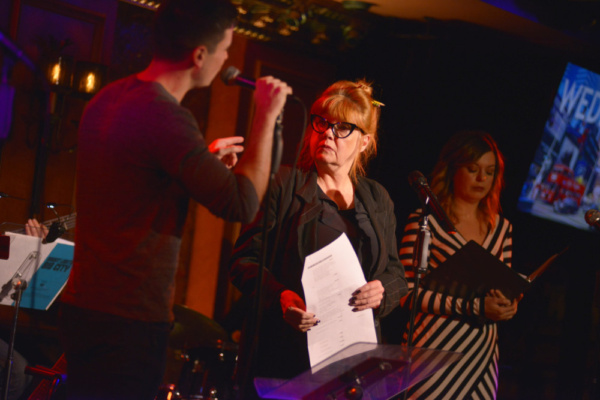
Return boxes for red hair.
[297,79,380,182]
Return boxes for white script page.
[302,233,377,367]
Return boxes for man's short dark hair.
[153,0,238,62]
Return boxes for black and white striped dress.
[398,210,512,400]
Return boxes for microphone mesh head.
[221,66,240,86]
[408,170,428,187]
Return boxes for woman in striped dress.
[398,131,520,399]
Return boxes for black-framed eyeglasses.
[310,114,360,139]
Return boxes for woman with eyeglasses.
[229,80,408,386]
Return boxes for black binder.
[420,241,564,301]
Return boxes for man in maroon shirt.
[58,0,292,398]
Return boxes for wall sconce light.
[45,58,106,114]
[73,61,107,96]
[46,57,106,97]
[46,55,73,89]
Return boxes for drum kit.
[157,304,239,400]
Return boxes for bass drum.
[176,340,238,400]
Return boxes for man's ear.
[192,45,208,68]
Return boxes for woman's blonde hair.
[429,130,505,229]
[297,79,380,182]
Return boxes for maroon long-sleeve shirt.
[61,76,258,322]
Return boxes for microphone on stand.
[408,170,457,234]
[585,209,600,230]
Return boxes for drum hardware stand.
[24,363,67,400]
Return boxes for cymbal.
[169,304,229,350]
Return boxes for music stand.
[254,343,463,399]
[0,224,37,400]
[0,229,73,400]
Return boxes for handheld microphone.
[408,170,457,234]
[585,209,600,230]
[221,66,256,90]
[220,66,300,106]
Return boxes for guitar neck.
[11,212,77,234]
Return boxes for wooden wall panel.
[183,33,249,318]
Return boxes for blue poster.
[518,62,600,231]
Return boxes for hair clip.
[372,100,385,108]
